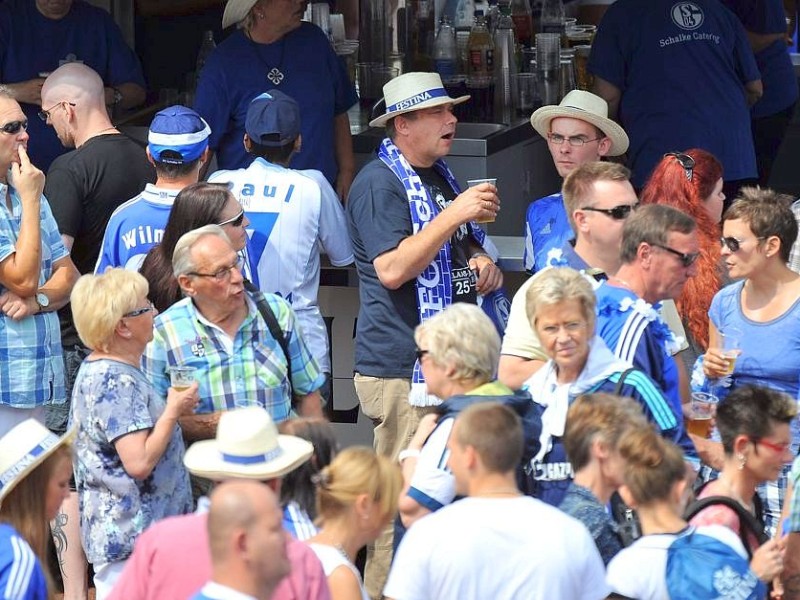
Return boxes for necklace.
[610,276,635,291]
[246,28,287,86]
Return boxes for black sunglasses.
[218,209,245,227]
[580,203,638,220]
[664,152,695,181]
[719,236,765,253]
[0,119,28,135]
[414,348,429,361]
[651,243,700,267]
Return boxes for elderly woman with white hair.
[396,303,537,533]
[523,267,698,507]
[69,268,198,598]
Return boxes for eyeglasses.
[651,243,700,267]
[124,301,155,318]
[217,209,245,227]
[414,348,429,361]
[0,120,28,135]
[188,256,245,282]
[580,202,638,220]
[719,236,766,253]
[547,133,603,147]
[752,438,791,455]
[37,101,76,123]
[664,152,695,181]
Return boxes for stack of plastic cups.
[535,32,560,106]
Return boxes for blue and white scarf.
[377,137,510,406]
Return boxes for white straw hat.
[0,419,74,504]
[183,407,313,481]
[222,0,258,29]
[369,72,470,128]
[529,90,629,156]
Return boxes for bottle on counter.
[467,9,495,121]
[195,30,216,82]
[493,8,517,122]
[454,0,476,77]
[434,16,458,81]
[410,0,435,70]
[486,0,501,34]
[540,0,564,36]
[510,0,533,47]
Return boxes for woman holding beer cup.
[702,188,800,533]
[689,384,796,550]
[69,268,199,597]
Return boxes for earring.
[737,453,746,470]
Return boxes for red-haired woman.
[641,149,726,370]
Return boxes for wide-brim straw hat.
[369,72,470,128]
[529,90,629,156]
[0,419,74,505]
[223,0,258,29]
[183,406,313,481]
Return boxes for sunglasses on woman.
[664,152,695,181]
[218,210,245,227]
[719,236,765,253]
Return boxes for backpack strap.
[244,280,295,402]
[613,367,637,395]
[683,495,768,559]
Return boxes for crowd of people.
[2,0,800,598]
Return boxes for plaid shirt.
[0,185,68,407]
[787,456,800,533]
[142,293,323,422]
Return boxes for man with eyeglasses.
[143,225,325,443]
[208,90,353,406]
[523,90,629,274]
[0,86,79,436]
[95,106,211,274]
[596,204,700,426]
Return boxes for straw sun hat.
[183,406,313,481]
[0,419,74,504]
[529,90,629,156]
[369,72,470,128]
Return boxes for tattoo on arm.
[51,511,69,573]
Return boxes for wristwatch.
[35,292,49,312]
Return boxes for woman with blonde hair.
[606,427,784,599]
[0,419,73,599]
[70,268,198,598]
[307,446,402,600]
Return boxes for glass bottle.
[510,0,533,47]
[467,10,495,121]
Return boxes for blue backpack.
[666,528,766,600]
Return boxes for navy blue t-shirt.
[346,159,474,378]
[588,0,760,186]
[721,0,799,117]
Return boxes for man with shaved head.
[192,481,291,600]
[38,61,154,597]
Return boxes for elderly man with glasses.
[595,204,700,424]
[142,224,325,444]
[0,86,79,436]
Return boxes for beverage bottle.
[410,0,435,70]
[510,0,532,47]
[455,0,476,75]
[467,10,495,121]
[486,0,501,34]
[433,16,458,81]
[540,0,564,35]
[196,30,216,80]
[493,8,516,121]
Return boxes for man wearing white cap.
[523,90,629,275]
[95,105,212,273]
[346,71,505,598]
[109,406,330,600]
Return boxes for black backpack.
[683,491,768,559]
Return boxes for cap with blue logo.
[245,90,301,148]
[369,72,470,128]
[148,105,211,165]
